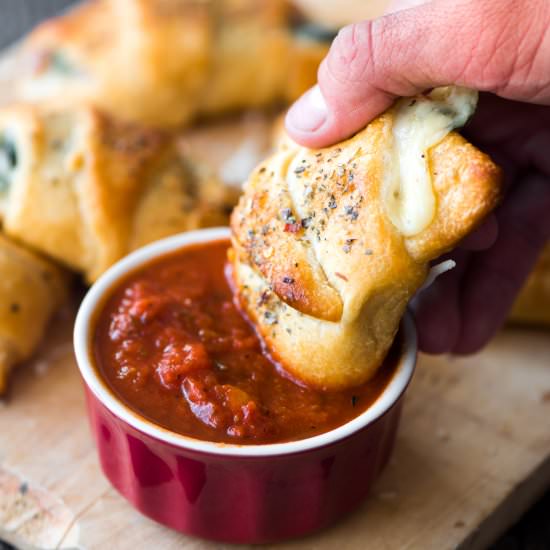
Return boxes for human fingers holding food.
[286,0,550,145]
[418,96,550,353]
[285,0,550,355]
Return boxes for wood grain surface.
[1,302,549,550]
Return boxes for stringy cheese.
[384,87,478,236]
[419,259,456,293]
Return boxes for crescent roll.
[230,87,502,389]
[17,0,329,127]
[0,234,68,394]
[0,103,230,282]
[509,242,550,326]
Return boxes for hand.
[285,0,550,354]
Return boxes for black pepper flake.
[282,276,295,284]
[10,303,20,313]
[294,165,306,175]
[365,248,373,255]
[261,224,270,236]
[351,395,358,407]
[281,208,295,222]
[344,205,359,221]
[264,311,278,325]
[258,290,270,306]
[328,195,337,209]
[19,482,28,495]
[409,99,417,107]
[286,328,292,335]
[301,216,312,228]
[342,244,351,253]
[247,229,255,239]
[346,238,356,245]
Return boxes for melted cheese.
[384,87,478,236]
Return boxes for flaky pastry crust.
[17,0,328,127]
[0,234,68,394]
[0,102,231,282]
[510,242,550,326]
[231,90,502,389]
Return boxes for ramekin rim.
[74,227,417,458]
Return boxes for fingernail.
[286,85,328,133]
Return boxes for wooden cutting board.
[1,305,550,550]
[1,22,550,550]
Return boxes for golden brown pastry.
[509,242,550,326]
[0,234,68,394]
[0,102,231,282]
[17,0,329,127]
[129,158,231,251]
[231,87,502,389]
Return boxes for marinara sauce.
[93,240,398,444]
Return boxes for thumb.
[286,0,550,148]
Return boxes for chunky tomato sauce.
[93,240,398,444]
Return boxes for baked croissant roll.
[231,87,502,389]
[17,0,329,127]
[0,233,68,394]
[0,103,230,282]
[509,242,550,327]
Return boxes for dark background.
[0,0,74,49]
[0,2,547,549]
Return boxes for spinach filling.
[47,50,76,76]
[0,135,17,193]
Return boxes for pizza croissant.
[509,242,550,327]
[17,0,329,127]
[0,102,230,283]
[0,233,68,394]
[230,87,502,389]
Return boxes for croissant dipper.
[230,87,502,389]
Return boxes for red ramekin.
[74,227,417,544]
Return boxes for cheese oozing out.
[384,86,478,236]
